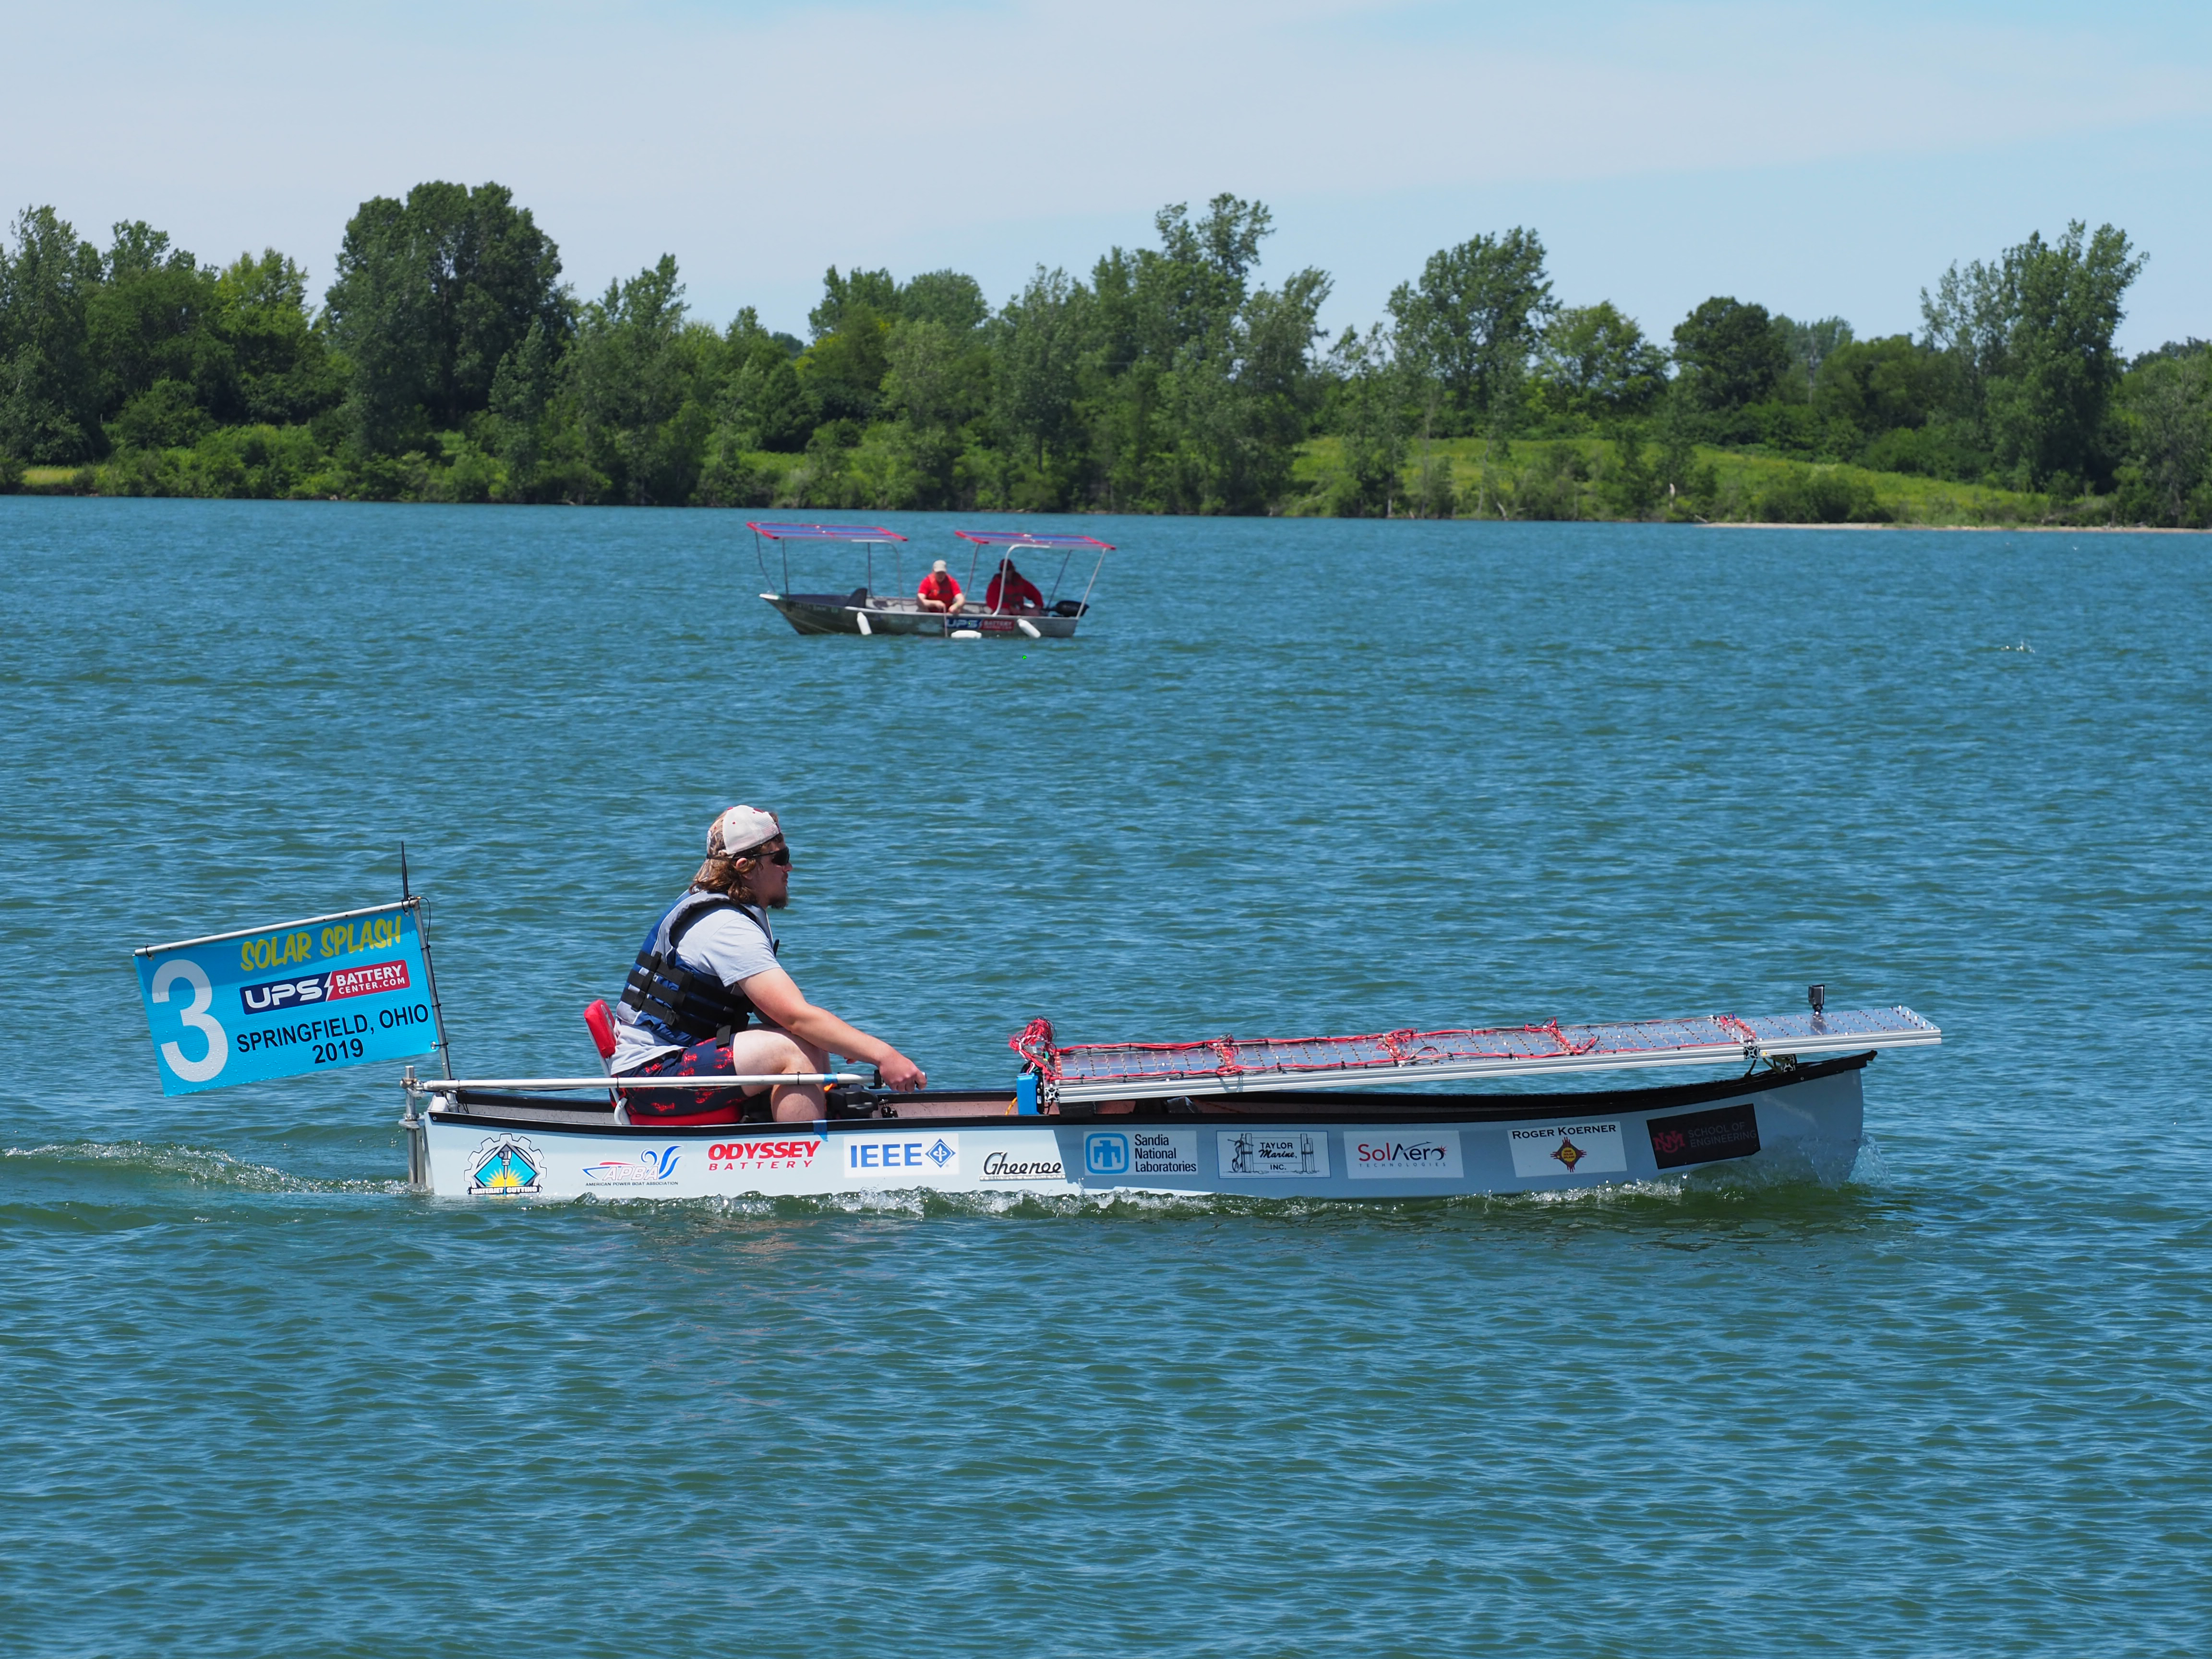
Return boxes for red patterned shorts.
[621,1036,765,1126]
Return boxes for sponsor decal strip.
[240,958,410,1013]
[1507,1120,1628,1178]
[707,1138,823,1171]
[1647,1103,1762,1170]
[1346,1131,1463,1179]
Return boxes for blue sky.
[7,0,2207,351]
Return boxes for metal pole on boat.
[401,1063,428,1189]
[1076,547,1107,615]
[402,858,454,1083]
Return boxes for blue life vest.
[616,890,778,1046]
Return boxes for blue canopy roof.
[953,529,1116,552]
[747,521,909,542]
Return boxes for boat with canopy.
[750,521,1112,638]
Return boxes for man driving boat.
[609,806,926,1123]
[985,558,1045,613]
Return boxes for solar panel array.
[1021,1007,1941,1102]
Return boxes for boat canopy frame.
[746,521,910,601]
[952,529,1114,618]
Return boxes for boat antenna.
[400,840,410,901]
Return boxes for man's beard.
[763,890,789,910]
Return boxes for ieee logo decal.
[843,1134,960,1177]
[1085,1132,1130,1175]
[467,1135,544,1196]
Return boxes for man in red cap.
[609,805,926,1123]
[917,559,965,614]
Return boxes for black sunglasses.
[748,843,791,866]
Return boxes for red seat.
[583,998,619,1067]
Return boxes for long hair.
[691,851,762,900]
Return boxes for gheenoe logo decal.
[1507,1121,1627,1178]
[1218,1130,1329,1178]
[978,1149,1065,1182]
[1346,1132,1463,1179]
[1647,1103,1761,1170]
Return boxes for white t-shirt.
[610,902,785,1073]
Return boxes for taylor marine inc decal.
[842,1133,959,1179]
[1647,1102,1762,1170]
[1219,1130,1330,1178]
[1507,1120,1628,1178]
[580,1146,682,1187]
[706,1137,823,1174]
[1346,1131,1463,1179]
[1084,1129,1201,1179]
[467,1135,544,1197]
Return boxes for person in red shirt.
[986,558,1045,613]
[917,559,964,613]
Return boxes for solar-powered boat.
[750,521,1111,638]
[398,994,1939,1202]
[126,886,1936,1203]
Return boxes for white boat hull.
[419,1057,1867,1201]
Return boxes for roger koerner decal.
[1646,1103,1761,1170]
[1507,1120,1627,1178]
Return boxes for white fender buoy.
[950,628,982,640]
[1017,618,1041,638]
[854,610,873,636]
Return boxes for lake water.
[3,498,2208,1657]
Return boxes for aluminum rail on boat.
[406,1073,866,1094]
[1028,1006,1941,1104]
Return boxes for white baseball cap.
[708,805,781,857]
[931,559,948,572]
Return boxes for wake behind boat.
[750,521,1111,638]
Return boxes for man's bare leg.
[725,1026,830,1120]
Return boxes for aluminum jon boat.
[401,993,1939,1201]
[750,521,1111,638]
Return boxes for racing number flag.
[135,902,440,1095]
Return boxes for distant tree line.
[1,184,2206,525]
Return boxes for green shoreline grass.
[11,444,2190,528]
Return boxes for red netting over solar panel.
[1010,1008,1937,1096]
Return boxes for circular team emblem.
[1550,1137,1587,1172]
